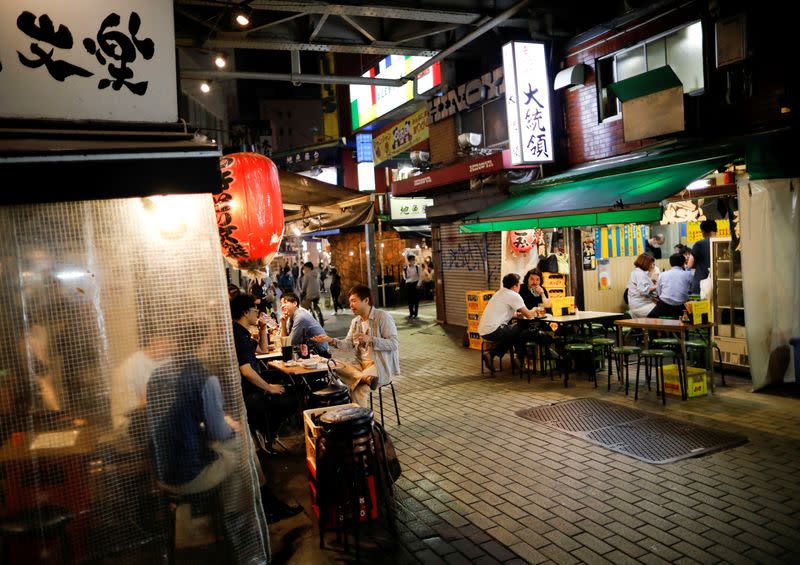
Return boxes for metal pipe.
[401,0,531,81]
[180,69,403,86]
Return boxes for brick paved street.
[267,301,800,564]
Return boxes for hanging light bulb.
[200,81,211,94]
[214,54,227,68]
[235,12,250,26]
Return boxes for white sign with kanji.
[502,41,553,164]
[0,0,177,122]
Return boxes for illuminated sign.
[390,197,433,220]
[502,42,553,164]
[349,56,441,130]
[427,67,504,124]
[373,108,429,164]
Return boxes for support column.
[365,223,379,302]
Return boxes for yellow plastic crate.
[661,364,707,397]
[468,330,482,350]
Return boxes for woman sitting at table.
[627,253,657,318]
[519,268,551,311]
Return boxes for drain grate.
[517,398,747,464]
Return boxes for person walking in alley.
[300,261,325,327]
[311,285,400,407]
[402,254,423,318]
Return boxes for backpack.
[539,254,559,273]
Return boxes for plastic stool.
[591,337,616,388]
[370,382,400,427]
[563,343,596,388]
[160,485,232,565]
[0,506,72,564]
[686,339,725,386]
[481,340,515,376]
[612,346,641,395]
[636,349,675,405]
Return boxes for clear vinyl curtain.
[738,177,800,389]
[0,195,268,564]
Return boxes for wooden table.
[267,359,330,377]
[256,349,283,372]
[614,318,714,399]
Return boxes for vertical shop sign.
[502,41,553,165]
[0,0,177,122]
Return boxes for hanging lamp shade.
[508,229,535,253]
[215,153,284,268]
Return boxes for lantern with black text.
[214,153,284,269]
[509,229,534,254]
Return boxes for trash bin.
[790,337,800,384]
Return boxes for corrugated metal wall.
[437,222,501,327]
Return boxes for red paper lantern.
[509,230,534,253]
[214,152,284,264]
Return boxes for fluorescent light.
[686,179,711,190]
[56,271,85,280]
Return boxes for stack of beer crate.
[466,290,495,350]
[542,273,567,300]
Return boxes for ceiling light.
[214,54,227,69]
[200,81,211,94]
[686,179,711,191]
[235,12,250,27]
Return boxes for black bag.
[539,254,559,273]
[373,421,402,483]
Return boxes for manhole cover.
[516,398,747,464]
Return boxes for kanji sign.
[0,0,177,122]
[373,109,429,164]
[390,197,433,220]
[502,42,553,165]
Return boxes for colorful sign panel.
[594,225,648,259]
[0,0,177,122]
[685,219,730,244]
[502,41,553,164]
[373,109,429,164]
[389,196,433,220]
[349,56,441,130]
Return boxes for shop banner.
[595,224,647,259]
[598,259,611,290]
[685,219,731,244]
[373,109,429,164]
[0,0,177,122]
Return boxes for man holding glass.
[312,285,399,407]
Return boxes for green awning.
[460,154,733,234]
[609,65,682,102]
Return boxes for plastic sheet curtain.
[0,195,268,564]
[738,177,800,389]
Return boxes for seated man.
[146,323,241,495]
[649,252,694,319]
[477,273,537,366]
[279,292,329,357]
[230,294,295,454]
[312,285,399,407]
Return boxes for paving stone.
[574,532,614,555]
[479,540,516,562]
[415,548,449,565]
[508,541,548,564]
[539,543,580,565]
[571,546,615,565]
[423,536,457,556]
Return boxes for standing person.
[402,254,422,318]
[311,285,399,407]
[645,233,665,259]
[279,292,329,357]
[329,267,343,314]
[300,261,324,327]
[318,264,328,293]
[690,219,717,295]
[649,253,694,318]
[230,294,294,454]
[277,266,293,294]
[477,273,537,366]
[627,253,658,318]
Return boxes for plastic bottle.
[300,327,309,358]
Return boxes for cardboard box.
[661,364,707,397]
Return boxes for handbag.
[555,252,570,275]
[372,421,402,483]
[539,254,559,273]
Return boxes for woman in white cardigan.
[627,253,658,318]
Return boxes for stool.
[523,341,539,383]
[481,340,515,376]
[0,506,72,564]
[591,337,616,389]
[370,381,401,427]
[160,485,231,565]
[636,349,677,405]
[612,346,641,395]
[309,383,351,409]
[590,323,608,337]
[686,339,725,386]
[316,407,393,559]
[563,343,596,388]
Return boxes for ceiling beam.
[391,23,462,44]
[175,7,217,31]
[176,0,482,25]
[246,12,308,34]
[339,14,376,43]
[181,69,406,86]
[309,14,329,42]
[176,37,437,56]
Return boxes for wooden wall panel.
[582,257,670,313]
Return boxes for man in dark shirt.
[690,219,717,295]
[231,294,294,454]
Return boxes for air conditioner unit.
[457,132,482,151]
[410,150,431,169]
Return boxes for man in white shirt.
[402,254,423,318]
[477,273,537,367]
